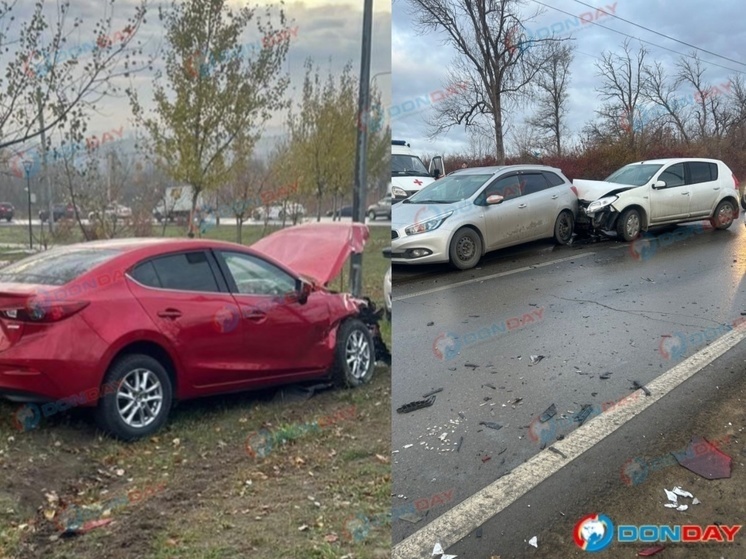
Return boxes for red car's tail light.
[0,301,89,322]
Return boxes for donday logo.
[432,332,460,360]
[574,514,614,552]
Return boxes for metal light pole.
[23,160,33,249]
[350,0,373,298]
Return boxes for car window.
[687,162,717,184]
[542,172,566,187]
[131,261,161,287]
[658,163,685,187]
[606,164,663,186]
[143,252,220,292]
[408,174,492,203]
[219,251,296,296]
[521,173,550,195]
[0,248,121,285]
[483,174,523,201]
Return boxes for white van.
[390,140,445,201]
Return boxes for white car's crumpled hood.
[573,179,639,202]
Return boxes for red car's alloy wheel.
[117,368,164,428]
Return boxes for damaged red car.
[0,223,378,440]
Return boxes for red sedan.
[0,224,376,439]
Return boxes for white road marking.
[393,252,596,301]
[392,322,746,558]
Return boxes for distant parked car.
[40,203,77,223]
[88,203,132,222]
[253,203,305,222]
[0,223,377,440]
[327,205,353,219]
[0,203,14,222]
[574,158,740,241]
[391,165,578,270]
[367,195,392,221]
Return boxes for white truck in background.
[153,185,208,222]
[390,140,445,201]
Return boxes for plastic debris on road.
[672,436,732,479]
[528,536,538,548]
[479,421,503,430]
[397,395,436,414]
[663,486,699,511]
[539,403,557,423]
[423,388,444,398]
[529,355,544,365]
[432,542,457,558]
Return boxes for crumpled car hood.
[573,179,638,202]
[251,222,369,285]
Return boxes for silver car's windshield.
[605,164,663,186]
[407,174,492,204]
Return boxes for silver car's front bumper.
[390,227,452,265]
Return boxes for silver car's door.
[479,173,532,250]
[650,163,690,222]
[515,173,557,241]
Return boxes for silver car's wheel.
[95,354,173,440]
[616,208,641,242]
[332,319,375,387]
[449,227,482,270]
[367,210,376,220]
[553,211,574,245]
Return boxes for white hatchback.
[575,158,740,241]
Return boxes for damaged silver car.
[574,158,740,241]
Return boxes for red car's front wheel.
[332,319,375,388]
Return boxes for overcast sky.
[392,0,746,159]
[5,0,390,164]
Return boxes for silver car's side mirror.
[486,194,505,205]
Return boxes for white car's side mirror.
[653,180,666,189]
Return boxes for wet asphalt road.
[391,220,746,555]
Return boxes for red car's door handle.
[244,310,267,322]
[157,309,182,319]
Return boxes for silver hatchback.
[391,165,578,270]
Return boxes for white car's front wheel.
[616,208,641,242]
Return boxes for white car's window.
[688,162,718,184]
[658,163,685,187]
[220,251,295,296]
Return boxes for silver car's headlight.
[392,186,407,198]
[587,196,618,214]
[405,211,453,235]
